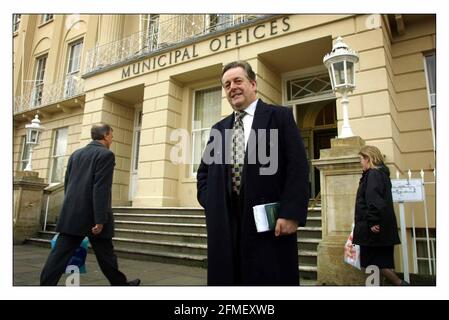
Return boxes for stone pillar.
[81,96,134,206]
[13,172,48,244]
[311,136,366,285]
[132,78,182,207]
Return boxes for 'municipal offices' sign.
[121,17,291,79]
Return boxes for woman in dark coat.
[353,145,408,285]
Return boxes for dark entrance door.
[313,128,337,196]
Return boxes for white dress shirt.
[235,99,258,150]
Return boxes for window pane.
[286,74,333,102]
[333,62,345,85]
[36,55,47,82]
[286,80,292,100]
[51,157,65,183]
[425,54,436,94]
[13,14,21,32]
[51,128,68,183]
[192,131,202,173]
[68,41,83,73]
[134,131,141,171]
[20,136,30,171]
[53,128,68,156]
[192,87,221,173]
[42,14,53,23]
[193,129,211,173]
[194,87,221,129]
[346,61,354,85]
[418,260,430,275]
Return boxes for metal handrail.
[84,14,265,74]
[14,75,84,114]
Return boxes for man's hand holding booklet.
[252,202,281,232]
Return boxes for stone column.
[311,136,366,285]
[132,78,182,207]
[13,172,48,244]
[81,96,134,206]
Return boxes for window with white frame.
[65,39,83,97]
[50,127,68,184]
[285,73,333,104]
[41,14,53,24]
[32,54,47,106]
[13,14,21,33]
[19,135,31,171]
[413,228,436,275]
[424,53,436,147]
[192,87,221,173]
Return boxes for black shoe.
[127,279,141,286]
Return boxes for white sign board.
[391,179,424,202]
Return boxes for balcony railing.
[84,14,266,74]
[14,75,84,114]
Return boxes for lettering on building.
[122,16,291,79]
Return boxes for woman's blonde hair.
[359,145,385,169]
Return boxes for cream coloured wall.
[13,110,84,183]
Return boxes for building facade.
[13,14,436,276]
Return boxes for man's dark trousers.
[40,233,127,286]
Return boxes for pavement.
[13,244,207,286]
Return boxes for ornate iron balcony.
[14,75,84,114]
[84,14,265,74]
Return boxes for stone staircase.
[26,205,322,284]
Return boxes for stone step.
[113,213,205,224]
[26,238,51,248]
[299,278,317,286]
[297,226,322,239]
[30,231,208,256]
[114,229,207,244]
[111,247,207,268]
[35,231,56,240]
[303,216,322,228]
[43,224,56,231]
[112,207,204,215]
[113,215,321,228]
[113,206,320,214]
[112,207,321,222]
[114,220,207,233]
[298,249,318,266]
[112,237,207,256]
[297,238,320,251]
[306,208,322,218]
[298,265,318,281]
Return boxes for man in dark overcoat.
[40,123,140,286]
[197,61,309,285]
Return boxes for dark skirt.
[360,245,395,269]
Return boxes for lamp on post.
[24,114,44,172]
[323,36,359,138]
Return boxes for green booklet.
[252,202,280,232]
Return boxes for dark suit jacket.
[56,140,115,239]
[197,99,309,285]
